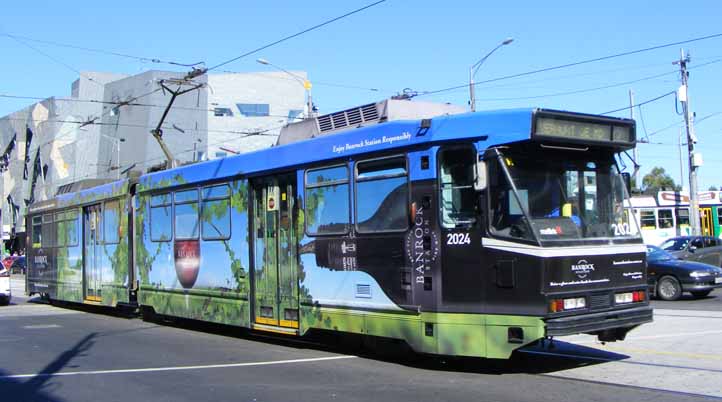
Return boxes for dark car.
[659,236,722,267]
[647,245,722,300]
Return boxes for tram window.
[150,193,172,242]
[657,209,673,229]
[55,212,66,247]
[355,156,408,233]
[305,165,350,235]
[488,160,534,241]
[639,209,656,229]
[66,210,79,247]
[718,207,722,227]
[31,216,42,247]
[175,189,200,240]
[41,214,55,247]
[104,200,121,244]
[439,148,477,228]
[201,184,231,240]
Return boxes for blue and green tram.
[26,105,652,359]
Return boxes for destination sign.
[534,113,634,146]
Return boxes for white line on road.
[23,324,61,329]
[0,355,357,380]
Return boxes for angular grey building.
[0,69,305,252]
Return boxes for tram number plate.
[715,277,722,284]
[446,233,471,245]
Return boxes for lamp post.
[100,134,125,179]
[257,58,314,119]
[469,37,514,112]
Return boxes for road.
[1,275,720,402]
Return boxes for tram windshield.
[488,147,640,245]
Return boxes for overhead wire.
[206,0,387,71]
[419,32,722,97]
[0,32,204,67]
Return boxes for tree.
[709,186,719,191]
[641,167,680,195]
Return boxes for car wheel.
[657,276,682,301]
[691,290,712,299]
[0,296,9,306]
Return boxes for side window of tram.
[32,216,42,247]
[439,148,477,228]
[150,193,172,242]
[657,209,673,229]
[55,212,66,247]
[305,165,350,235]
[175,189,200,240]
[355,156,408,233]
[201,184,231,240]
[41,214,54,247]
[66,210,79,246]
[639,209,656,230]
[104,200,121,244]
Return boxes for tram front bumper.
[544,305,653,340]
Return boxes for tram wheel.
[657,276,682,301]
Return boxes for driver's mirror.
[621,172,632,194]
[474,156,487,191]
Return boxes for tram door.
[83,204,103,302]
[700,208,713,236]
[251,174,299,331]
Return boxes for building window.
[355,156,408,233]
[104,200,121,244]
[213,107,234,117]
[201,184,231,240]
[237,103,270,117]
[288,109,304,121]
[150,194,172,242]
[305,165,350,235]
[175,189,199,240]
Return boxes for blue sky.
[2,0,721,189]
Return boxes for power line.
[207,0,387,71]
[600,91,675,115]
[1,32,204,67]
[419,32,722,97]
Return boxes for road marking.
[0,355,357,380]
[23,324,61,329]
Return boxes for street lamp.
[256,58,315,119]
[469,37,514,112]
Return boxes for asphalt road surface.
[1,276,720,402]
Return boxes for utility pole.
[629,89,640,189]
[678,127,685,190]
[675,49,701,235]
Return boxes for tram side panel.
[135,179,251,327]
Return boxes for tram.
[628,190,722,245]
[26,100,652,359]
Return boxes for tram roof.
[137,107,536,193]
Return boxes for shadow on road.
[0,333,97,402]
